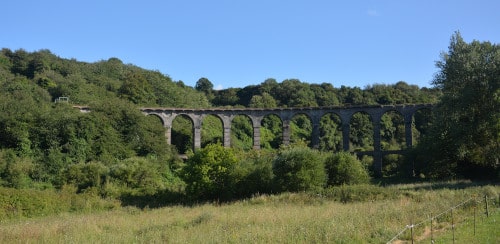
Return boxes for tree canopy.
[414,32,500,179]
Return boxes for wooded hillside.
[0,32,497,203]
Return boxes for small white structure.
[54,97,69,103]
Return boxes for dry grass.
[0,184,498,243]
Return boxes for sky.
[2,1,499,90]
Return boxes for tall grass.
[0,182,498,243]
[0,185,120,220]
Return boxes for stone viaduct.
[139,104,433,176]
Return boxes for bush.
[232,150,275,198]
[1,153,35,189]
[181,143,238,201]
[272,146,326,192]
[0,186,119,219]
[324,152,370,186]
[64,161,109,192]
[109,157,174,195]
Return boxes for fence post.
[474,199,476,236]
[430,217,434,243]
[484,195,489,217]
[410,224,414,244]
[451,208,455,244]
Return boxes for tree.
[272,145,326,192]
[212,88,240,106]
[195,77,213,93]
[421,32,500,179]
[273,79,318,107]
[324,152,370,186]
[195,77,214,101]
[249,92,277,108]
[181,144,238,200]
[118,72,156,105]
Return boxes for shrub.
[0,186,119,219]
[3,157,35,189]
[181,143,238,201]
[64,161,109,192]
[324,152,370,186]
[109,157,172,195]
[272,146,326,192]
[232,150,275,198]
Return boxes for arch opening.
[290,113,312,146]
[231,114,253,150]
[349,112,373,151]
[412,108,432,146]
[201,114,223,148]
[260,114,282,150]
[171,114,194,154]
[319,112,343,152]
[380,110,405,151]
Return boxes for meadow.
[0,181,498,243]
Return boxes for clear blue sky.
[2,1,499,89]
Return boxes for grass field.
[0,182,498,243]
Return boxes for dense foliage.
[181,144,238,201]
[412,32,500,179]
[272,145,327,192]
[324,151,370,186]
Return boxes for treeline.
[0,31,498,205]
[200,77,440,108]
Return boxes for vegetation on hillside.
[0,32,498,208]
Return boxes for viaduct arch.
[140,104,433,177]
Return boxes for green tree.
[181,144,238,200]
[272,145,326,192]
[232,150,274,198]
[324,152,370,186]
[109,157,172,195]
[249,92,277,108]
[420,32,500,179]
[213,88,240,106]
[118,72,156,105]
[64,161,109,191]
[195,77,214,102]
[273,79,318,107]
[311,83,340,106]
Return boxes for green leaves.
[181,144,238,200]
[420,32,500,179]
[272,146,326,192]
[324,152,370,186]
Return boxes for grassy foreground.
[0,182,498,243]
